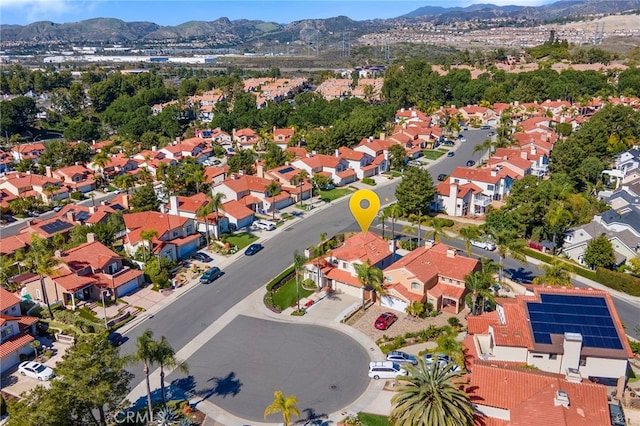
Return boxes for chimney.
[66,211,75,222]
[45,165,53,178]
[231,174,238,180]
[86,233,96,243]
[520,151,528,160]
[89,206,96,214]
[159,203,167,214]
[169,195,178,214]
[369,136,374,142]
[565,368,582,383]
[491,169,498,177]
[531,146,537,155]
[553,390,570,408]
[256,163,264,178]
[121,194,130,210]
[92,140,96,145]
[152,146,157,152]
[380,132,386,140]
[335,149,340,158]
[311,150,317,155]
[560,332,583,373]
[446,249,456,258]
[54,249,63,258]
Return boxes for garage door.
[117,279,140,297]
[381,296,408,312]
[177,239,199,259]
[1,351,19,373]
[335,282,361,298]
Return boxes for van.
[368,361,409,380]
[471,240,496,251]
[254,220,275,231]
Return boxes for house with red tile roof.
[315,78,352,100]
[0,150,14,173]
[465,287,633,382]
[259,164,313,204]
[0,171,70,204]
[204,165,228,185]
[0,233,32,256]
[337,147,378,179]
[22,235,144,310]
[232,128,260,150]
[214,174,293,215]
[19,215,76,239]
[221,199,255,230]
[467,361,610,426]
[304,232,396,301]
[0,287,38,373]
[491,146,549,178]
[47,164,96,193]
[273,127,295,150]
[514,133,554,156]
[123,211,200,262]
[292,153,356,187]
[10,142,46,163]
[159,140,204,160]
[395,107,430,125]
[89,154,138,178]
[167,193,230,239]
[382,243,480,313]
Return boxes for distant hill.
[1,0,638,46]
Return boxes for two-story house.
[304,232,396,302]
[292,153,356,187]
[382,243,480,313]
[337,147,377,179]
[0,172,70,204]
[233,128,260,151]
[214,174,293,215]
[259,164,313,204]
[167,193,229,239]
[465,287,634,382]
[273,127,295,150]
[562,221,638,268]
[123,211,200,262]
[0,287,38,373]
[47,164,96,193]
[11,142,46,163]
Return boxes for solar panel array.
[526,294,623,350]
[41,219,74,235]
[279,166,295,174]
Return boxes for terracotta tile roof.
[385,243,480,283]
[17,315,38,328]
[450,167,503,184]
[60,241,121,273]
[173,192,209,214]
[338,147,365,161]
[325,267,362,287]
[221,200,254,220]
[53,273,95,292]
[286,147,308,158]
[0,332,35,357]
[0,233,32,255]
[296,154,343,170]
[467,311,499,334]
[331,232,391,265]
[429,282,466,299]
[204,165,228,182]
[336,169,356,179]
[123,212,189,243]
[467,362,609,426]
[0,287,21,311]
[221,174,273,194]
[94,268,144,289]
[388,282,423,302]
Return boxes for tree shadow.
[294,407,333,426]
[505,266,534,284]
[187,372,242,406]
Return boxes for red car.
[374,312,398,330]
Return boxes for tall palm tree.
[43,184,58,205]
[465,271,488,316]
[387,203,405,244]
[27,234,59,318]
[472,137,494,162]
[93,151,110,181]
[390,358,473,426]
[209,192,226,239]
[156,336,189,407]
[265,180,280,221]
[296,170,309,208]
[293,250,306,312]
[408,212,425,247]
[196,203,213,248]
[377,209,389,239]
[435,329,465,368]
[140,229,159,263]
[132,329,158,416]
[355,259,385,310]
[263,390,300,426]
[426,217,446,243]
[458,225,481,256]
[544,203,572,252]
[532,258,573,287]
[493,231,526,284]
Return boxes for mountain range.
[1,0,638,45]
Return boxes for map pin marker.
[349,189,380,235]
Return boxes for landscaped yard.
[319,187,354,202]
[422,150,445,160]
[357,413,391,426]
[224,232,258,250]
[271,276,314,311]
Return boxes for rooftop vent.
[554,390,570,408]
[565,368,582,383]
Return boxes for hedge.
[595,268,640,297]
[266,265,295,291]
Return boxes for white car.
[471,240,496,251]
[18,361,54,381]
[368,361,409,380]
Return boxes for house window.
[411,282,420,290]
[579,357,587,366]
[173,231,178,237]
[487,184,495,191]
[386,276,393,282]
[549,354,557,360]
[453,179,460,184]
[342,262,347,269]
[36,289,41,299]
[1,327,13,339]
[532,354,543,359]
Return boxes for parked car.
[424,354,461,371]
[245,243,264,256]
[437,173,447,181]
[200,266,223,284]
[52,205,63,212]
[457,135,466,143]
[386,351,418,365]
[192,252,213,263]
[471,240,496,251]
[107,332,124,346]
[446,151,455,157]
[466,160,475,167]
[481,125,491,130]
[18,361,54,381]
[368,361,409,380]
[374,312,398,330]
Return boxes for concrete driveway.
[165,315,370,422]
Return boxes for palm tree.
[265,180,280,221]
[493,231,526,284]
[43,184,58,205]
[390,358,473,426]
[465,271,488,315]
[156,336,189,407]
[408,212,425,247]
[387,203,404,243]
[296,170,309,208]
[132,329,158,416]
[435,328,465,367]
[544,203,572,252]
[377,209,389,239]
[26,234,59,318]
[354,259,385,310]
[293,250,306,312]
[532,258,573,287]
[92,151,110,182]
[459,225,481,256]
[263,390,300,426]
[196,203,213,248]
[473,137,494,162]
[209,192,226,239]
[140,229,159,263]
[405,301,425,318]
[425,217,446,243]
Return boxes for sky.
[1,0,556,26]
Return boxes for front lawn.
[224,232,258,250]
[271,276,314,311]
[358,413,391,426]
[422,150,445,160]
[319,188,353,202]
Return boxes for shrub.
[448,317,461,327]
[595,268,640,296]
[166,399,187,412]
[70,191,84,201]
[361,177,376,186]
[629,339,640,355]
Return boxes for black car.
[245,243,264,256]
[107,332,123,346]
[466,160,475,167]
[192,252,213,263]
[446,151,455,157]
[437,174,447,181]
[200,266,223,284]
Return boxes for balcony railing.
[473,196,492,207]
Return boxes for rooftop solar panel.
[526,294,623,350]
[279,166,294,174]
[75,211,90,222]
[41,219,74,235]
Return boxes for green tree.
[405,301,425,318]
[156,336,188,407]
[465,271,488,316]
[131,329,158,416]
[459,225,481,256]
[209,192,226,239]
[262,142,286,169]
[263,390,300,426]
[395,166,435,215]
[266,180,281,221]
[293,250,306,312]
[26,234,59,318]
[389,144,407,171]
[227,149,256,174]
[532,258,573,286]
[435,328,465,367]
[354,259,385,310]
[390,357,473,426]
[492,231,526,284]
[140,229,159,264]
[583,235,616,270]
[130,183,160,212]
[196,202,213,248]
[112,174,135,195]
[386,203,405,242]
